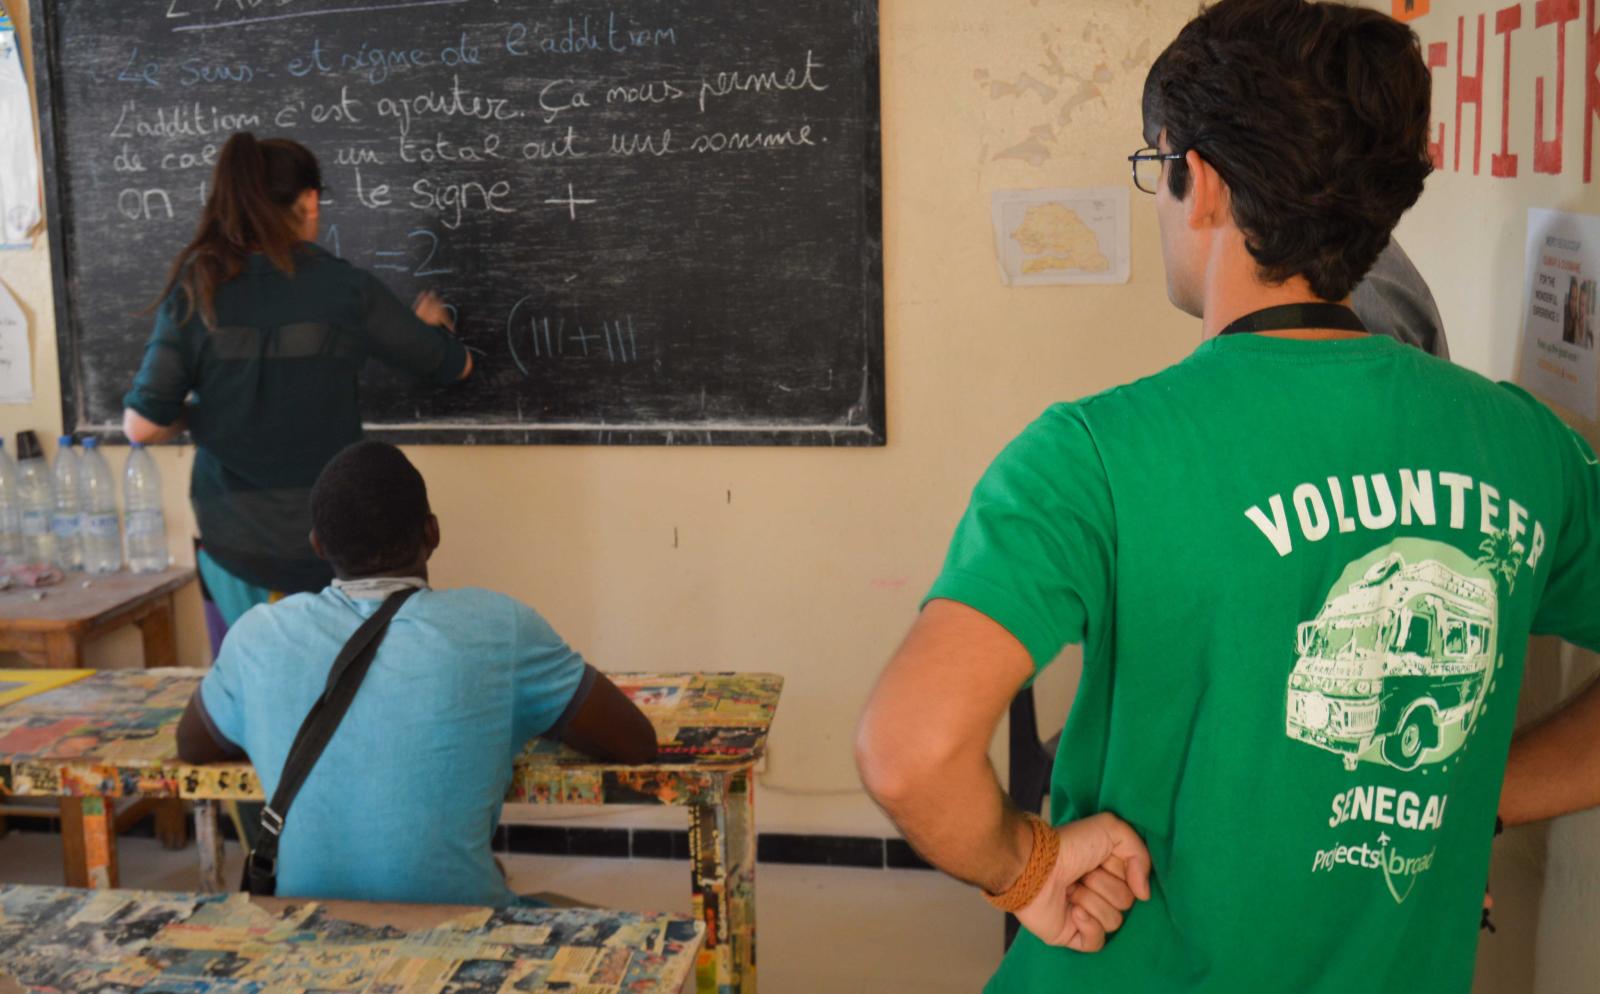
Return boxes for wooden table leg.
[689,771,757,994]
[137,596,179,668]
[155,799,188,849]
[195,800,226,893]
[112,797,189,850]
[42,630,82,669]
[60,796,117,889]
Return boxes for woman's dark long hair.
[153,133,322,328]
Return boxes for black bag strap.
[244,586,418,896]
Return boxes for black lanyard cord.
[1217,303,1368,337]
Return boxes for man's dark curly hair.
[310,441,431,578]
[1142,0,1434,301]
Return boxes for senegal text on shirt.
[1244,469,1547,566]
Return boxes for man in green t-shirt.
[856,1,1600,991]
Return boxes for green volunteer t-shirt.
[929,333,1600,994]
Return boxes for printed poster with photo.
[1518,208,1600,419]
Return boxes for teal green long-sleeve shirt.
[124,245,468,592]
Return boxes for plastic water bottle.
[51,436,83,571]
[0,439,21,563]
[79,437,121,573]
[15,431,55,566]
[123,443,168,573]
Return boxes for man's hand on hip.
[1015,812,1152,952]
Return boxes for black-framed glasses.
[1129,147,1185,194]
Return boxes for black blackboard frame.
[30,0,885,448]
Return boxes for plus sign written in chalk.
[545,184,598,220]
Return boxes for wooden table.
[0,568,194,669]
[0,882,704,993]
[0,569,196,852]
[0,669,781,994]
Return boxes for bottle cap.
[15,431,42,461]
[130,442,144,450]
[57,435,74,447]
[82,437,98,449]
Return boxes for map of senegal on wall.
[992,187,1130,287]
[1014,202,1111,275]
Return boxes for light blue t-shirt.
[199,584,592,906]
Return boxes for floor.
[0,823,1003,994]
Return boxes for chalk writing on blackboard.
[36,0,885,445]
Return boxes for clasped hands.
[1014,812,1152,953]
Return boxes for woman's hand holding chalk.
[413,291,455,331]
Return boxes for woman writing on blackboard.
[122,132,471,638]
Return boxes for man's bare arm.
[176,691,245,764]
[856,599,1150,951]
[123,407,187,445]
[555,672,658,765]
[856,598,1041,893]
[1499,673,1600,826]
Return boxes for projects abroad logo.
[1311,833,1437,905]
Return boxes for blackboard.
[32,0,883,446]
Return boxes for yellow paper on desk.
[0,669,93,705]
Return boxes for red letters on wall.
[1493,5,1522,177]
[1534,0,1579,174]
[1586,0,1599,182]
[1457,15,1487,174]
[1417,0,1598,182]
[1429,42,1451,169]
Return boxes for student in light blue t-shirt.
[176,441,657,907]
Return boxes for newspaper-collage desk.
[0,883,704,993]
[0,669,783,994]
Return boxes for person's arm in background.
[122,292,196,443]
[123,408,187,444]
[412,290,473,379]
[513,600,656,765]
[858,599,1150,952]
[175,623,251,764]
[1351,239,1450,360]
[1499,675,1600,826]
[176,690,246,763]
[551,668,658,764]
[1501,413,1600,826]
[360,272,473,384]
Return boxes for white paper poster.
[992,187,1130,287]
[1519,209,1600,419]
[0,279,32,403]
[0,4,41,248]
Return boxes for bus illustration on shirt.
[1286,550,1497,772]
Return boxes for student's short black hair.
[1142,0,1434,301]
[310,441,431,578]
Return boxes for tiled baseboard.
[8,810,933,871]
[496,827,931,870]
